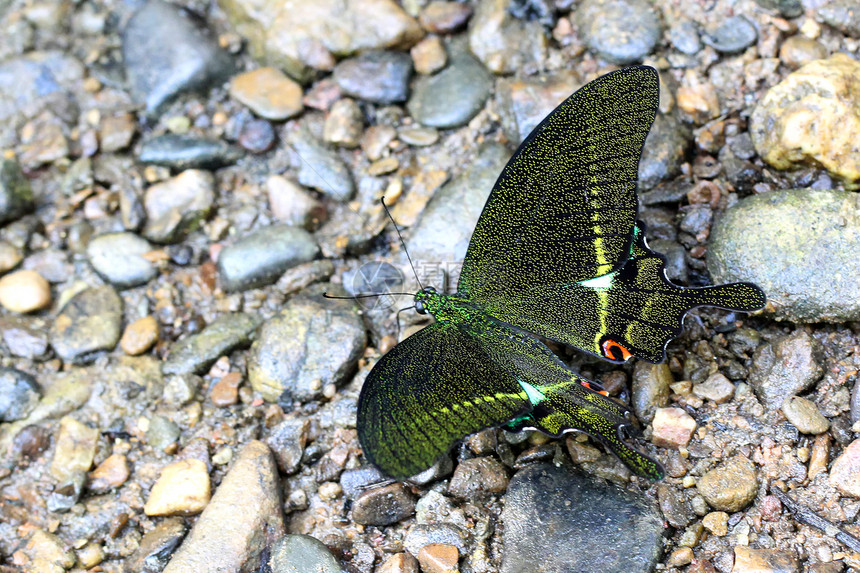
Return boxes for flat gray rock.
[87,232,157,288]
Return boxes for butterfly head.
[414,286,438,315]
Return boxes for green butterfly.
[357,66,765,481]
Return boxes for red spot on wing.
[602,338,633,362]
[579,380,609,397]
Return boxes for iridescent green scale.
[356,66,766,480]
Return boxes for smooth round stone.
[398,126,439,146]
[143,459,211,516]
[576,0,662,64]
[352,483,416,526]
[0,315,51,360]
[162,312,261,375]
[288,127,355,201]
[22,249,72,283]
[333,50,413,104]
[122,0,234,113]
[0,367,41,422]
[0,240,22,272]
[447,457,509,499]
[143,169,215,244]
[779,36,827,70]
[702,15,758,54]
[669,21,702,55]
[237,118,275,153]
[781,396,830,434]
[631,361,671,423]
[404,523,468,556]
[0,159,35,225]
[120,315,160,355]
[0,270,51,313]
[709,190,860,323]
[138,134,243,170]
[229,67,303,120]
[269,535,340,573]
[50,285,123,363]
[99,113,136,152]
[407,50,492,128]
[696,456,758,512]
[217,224,320,292]
[419,1,473,34]
[87,232,158,288]
[411,35,447,75]
[501,463,663,573]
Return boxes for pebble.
[0,240,22,272]
[667,547,694,567]
[288,127,355,201]
[651,407,697,449]
[419,2,472,34]
[709,190,860,323]
[229,67,303,120]
[669,21,702,55]
[656,484,694,528]
[0,270,50,313]
[210,371,241,407]
[817,0,860,38]
[501,463,663,573]
[17,112,69,168]
[702,16,758,54]
[407,49,493,128]
[147,414,181,451]
[237,118,275,153]
[88,453,130,492]
[99,112,136,152]
[50,285,123,363]
[323,98,364,148]
[139,134,243,170]
[333,51,413,104]
[692,372,735,404]
[702,511,729,536]
[268,535,341,573]
[411,35,447,75]
[0,159,35,225]
[575,0,662,64]
[217,224,319,292]
[733,547,800,573]
[352,483,417,526]
[22,249,71,283]
[120,315,160,355]
[747,331,825,409]
[144,458,211,516]
[122,0,234,113]
[447,457,509,499]
[756,0,803,18]
[398,127,439,147]
[631,361,672,423]
[390,168,448,226]
[162,441,285,572]
[266,175,325,230]
[779,36,827,70]
[163,312,261,375]
[163,373,202,407]
[750,55,860,187]
[248,291,366,401]
[50,416,99,483]
[468,0,546,74]
[143,169,215,244]
[361,125,397,161]
[20,529,75,573]
[340,465,386,500]
[638,113,690,191]
[0,367,40,422]
[495,72,579,145]
[76,543,105,569]
[782,396,830,434]
[404,523,467,556]
[696,456,758,512]
[124,518,187,573]
[87,232,158,288]
[418,544,458,573]
[829,439,860,497]
[378,552,420,573]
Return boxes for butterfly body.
[356,66,766,481]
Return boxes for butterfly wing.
[458,66,659,300]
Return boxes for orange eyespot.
[580,380,609,397]
[602,338,633,362]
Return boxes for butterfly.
[356,66,766,481]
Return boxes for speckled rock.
[418,544,458,573]
[750,55,860,188]
[632,361,672,423]
[0,159,35,225]
[163,441,284,573]
[50,285,123,363]
[779,36,827,70]
[288,127,355,201]
[495,72,579,145]
[50,416,99,483]
[19,529,75,573]
[651,407,696,449]
[352,482,416,526]
[248,291,366,401]
[143,170,215,244]
[576,0,662,64]
[88,453,130,492]
[333,51,413,104]
[163,313,261,375]
[0,316,50,360]
[748,331,825,410]
[468,0,546,74]
[120,315,160,355]
[817,0,860,38]
[122,0,234,113]
[501,463,663,573]
[269,535,341,573]
[697,456,758,512]
[709,190,860,323]
[87,232,158,288]
[217,224,319,292]
[229,67,303,120]
[139,134,243,170]
[638,113,690,191]
[733,547,800,573]
[447,457,509,498]
[782,396,830,434]
[265,418,308,474]
[0,367,40,422]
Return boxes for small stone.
[18,112,68,168]
[378,552,420,573]
[0,270,50,313]
[50,285,123,363]
[576,0,662,64]
[266,175,325,230]
[668,547,694,567]
[76,542,105,569]
[702,511,729,536]
[447,457,509,498]
[288,127,355,201]
[120,315,160,355]
[144,459,211,516]
[210,371,241,407]
[163,373,202,407]
[657,483,694,529]
[237,119,275,153]
[143,170,215,244]
[147,415,181,451]
[268,535,340,573]
[229,67,303,120]
[733,547,800,573]
[702,15,758,54]
[318,481,342,501]
[652,407,697,449]
[125,518,187,573]
[404,524,468,557]
[817,0,860,38]
[632,361,672,422]
[782,396,830,434]
[0,159,35,225]
[266,418,308,475]
[0,367,40,422]
[495,72,580,145]
[352,483,416,526]
[809,434,829,480]
[368,157,400,176]
[697,456,758,512]
[748,331,825,409]
[51,416,99,483]
[88,453,130,492]
[323,98,363,148]
[468,0,546,74]
[407,49,493,128]
[139,134,243,170]
[829,439,860,498]
[411,35,447,75]
[779,36,827,70]
[0,240,22,272]
[333,51,413,104]
[87,232,158,288]
[692,372,735,404]
[163,313,261,375]
[418,544,458,573]
[420,2,472,34]
[361,125,397,161]
[669,21,701,55]
[99,113,136,152]
[398,127,439,147]
[22,529,75,572]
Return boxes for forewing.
[458,66,659,299]
[357,323,529,479]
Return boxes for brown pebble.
[323,98,363,148]
[419,1,473,34]
[0,270,51,313]
[782,395,830,434]
[779,36,827,69]
[361,125,397,161]
[378,552,419,573]
[697,456,758,512]
[89,454,130,492]
[702,511,728,536]
[692,372,735,404]
[829,438,860,498]
[733,546,800,573]
[144,459,211,516]
[210,372,242,407]
[417,543,458,573]
[808,433,829,480]
[120,315,159,355]
[759,494,782,521]
[667,547,694,567]
[411,35,447,75]
[651,407,697,448]
[0,240,22,272]
[368,157,400,176]
[229,67,303,120]
[99,113,136,152]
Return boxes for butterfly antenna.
[381,197,423,291]
[394,304,415,340]
[323,292,414,300]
